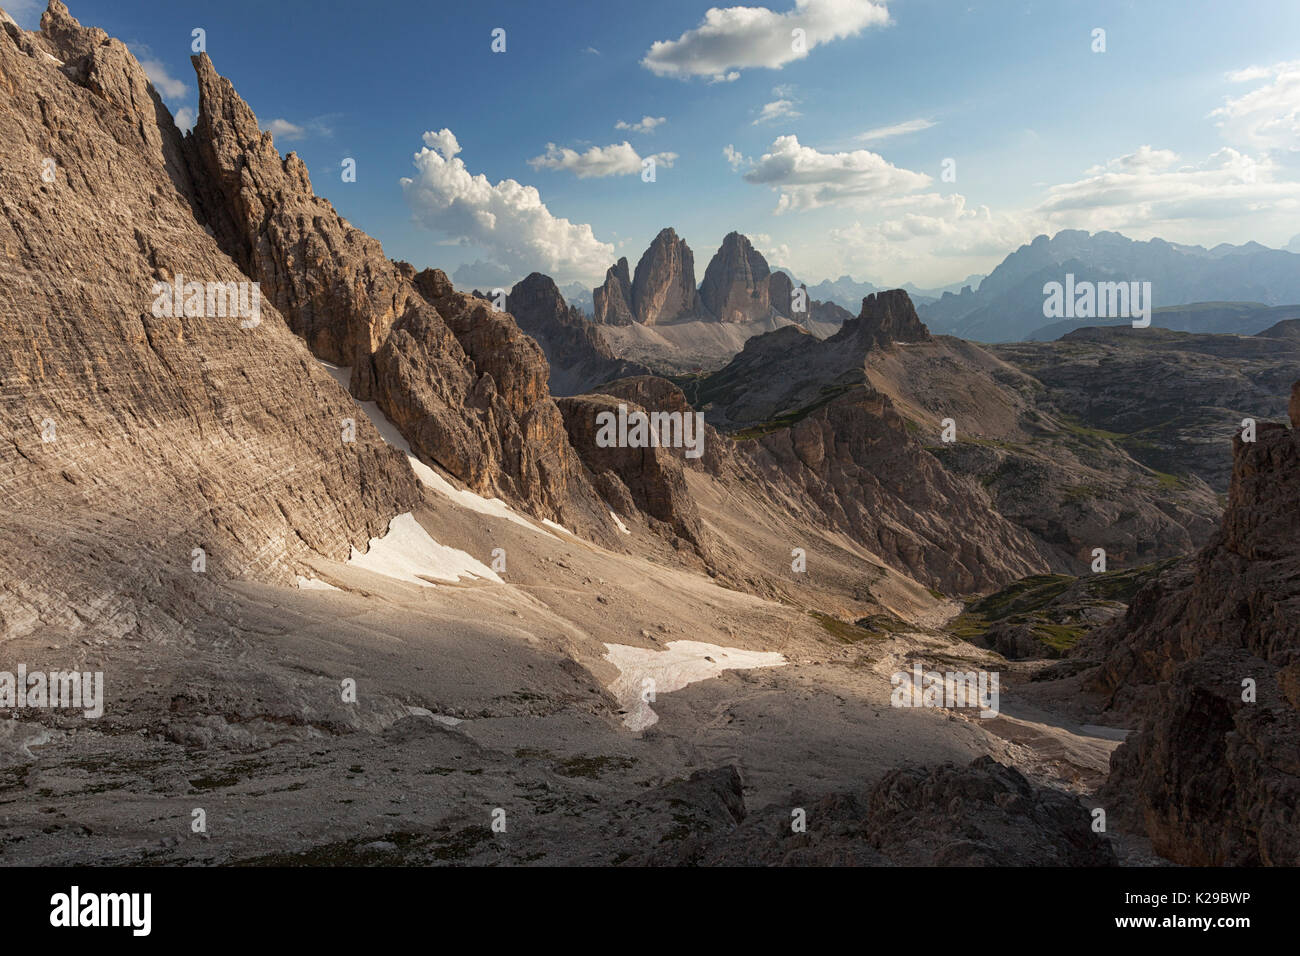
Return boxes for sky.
[9,0,1300,289]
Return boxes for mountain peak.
[699,231,771,322]
[833,289,932,348]
[630,226,701,324]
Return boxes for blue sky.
[11,0,1300,287]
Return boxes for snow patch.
[347,513,502,586]
[295,576,340,591]
[317,361,553,537]
[603,640,787,731]
[609,511,631,535]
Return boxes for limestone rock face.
[556,386,708,558]
[699,232,772,323]
[181,51,615,537]
[592,257,635,326]
[832,290,933,349]
[768,270,795,319]
[566,363,1047,593]
[506,273,651,395]
[1087,381,1300,864]
[629,227,701,325]
[726,387,1051,594]
[0,4,421,641]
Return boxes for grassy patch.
[810,610,893,643]
[730,384,860,440]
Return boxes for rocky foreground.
[1,3,1294,866]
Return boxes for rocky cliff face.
[725,387,1050,594]
[573,368,1050,593]
[0,2,421,641]
[831,290,933,349]
[181,51,616,539]
[630,227,701,325]
[592,257,635,325]
[557,377,709,559]
[1086,381,1300,864]
[995,325,1300,492]
[506,273,652,395]
[699,231,773,323]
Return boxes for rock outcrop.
[557,377,709,558]
[629,227,701,325]
[0,3,421,641]
[592,257,635,326]
[505,273,652,395]
[832,290,933,349]
[633,757,1116,866]
[699,231,773,323]
[725,386,1051,593]
[181,51,616,538]
[1086,381,1300,864]
[574,367,1049,593]
[693,291,934,432]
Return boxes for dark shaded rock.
[1087,382,1300,864]
[506,272,651,395]
[592,257,634,326]
[831,289,933,349]
[631,757,1116,866]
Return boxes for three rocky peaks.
[593,228,850,327]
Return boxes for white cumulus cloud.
[1213,60,1300,164]
[741,134,932,212]
[642,0,890,81]
[400,129,615,285]
[528,142,677,179]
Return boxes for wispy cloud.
[856,117,936,143]
[615,116,667,133]
[754,98,801,125]
[261,116,336,141]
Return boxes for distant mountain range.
[919,230,1300,342]
[774,272,985,313]
[1028,300,1300,341]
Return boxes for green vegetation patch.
[730,384,862,440]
